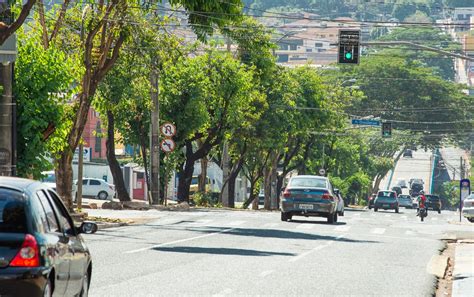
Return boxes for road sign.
[319,168,326,176]
[73,147,91,162]
[351,119,381,126]
[160,122,176,137]
[460,179,471,222]
[382,122,392,138]
[338,30,360,64]
[160,139,176,153]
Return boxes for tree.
[0,0,36,45]
[47,0,243,210]
[14,26,79,179]
[161,50,264,203]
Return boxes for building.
[81,108,107,161]
[275,16,362,66]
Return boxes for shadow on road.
[153,226,379,244]
[151,246,296,257]
[287,220,347,225]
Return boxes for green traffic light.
[345,52,352,60]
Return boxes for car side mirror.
[78,221,98,234]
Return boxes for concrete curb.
[96,222,128,230]
[427,254,449,278]
[452,243,474,297]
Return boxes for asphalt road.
[83,208,472,297]
[381,149,433,192]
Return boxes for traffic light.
[382,122,392,138]
[338,30,360,64]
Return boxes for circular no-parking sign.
[160,139,176,153]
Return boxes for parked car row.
[368,190,442,214]
[40,172,116,202]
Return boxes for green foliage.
[15,28,79,179]
[192,192,220,207]
[377,27,459,80]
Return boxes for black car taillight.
[9,234,40,267]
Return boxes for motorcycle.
[419,207,427,222]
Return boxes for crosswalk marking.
[296,224,314,230]
[334,225,351,232]
[371,228,386,234]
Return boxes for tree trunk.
[177,142,196,203]
[106,110,130,202]
[55,151,74,211]
[263,165,271,210]
[270,154,279,210]
[139,129,150,203]
[198,157,208,193]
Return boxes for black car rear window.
[378,191,395,198]
[0,188,27,233]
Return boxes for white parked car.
[75,178,115,200]
[462,194,474,223]
[41,170,77,199]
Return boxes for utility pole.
[77,143,83,209]
[221,38,232,207]
[0,62,13,176]
[460,157,464,180]
[150,58,160,205]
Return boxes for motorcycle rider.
[417,190,427,216]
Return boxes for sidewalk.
[452,240,474,297]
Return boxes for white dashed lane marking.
[371,228,386,235]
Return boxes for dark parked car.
[0,177,98,297]
[374,190,399,213]
[280,175,339,224]
[425,194,442,213]
[410,182,424,197]
[403,149,413,157]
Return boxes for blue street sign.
[351,119,381,126]
[460,179,471,222]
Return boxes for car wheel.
[468,218,474,223]
[374,207,378,212]
[80,271,90,297]
[281,212,289,222]
[327,212,337,224]
[395,208,399,213]
[368,205,372,210]
[43,278,52,297]
[98,191,108,200]
[438,209,441,214]
[340,209,344,217]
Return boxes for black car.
[0,177,98,297]
[425,194,442,213]
[403,149,413,158]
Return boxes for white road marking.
[227,220,246,226]
[296,224,314,230]
[370,213,376,217]
[259,270,274,277]
[371,228,386,234]
[124,228,235,254]
[334,225,351,232]
[405,230,415,235]
[384,214,392,217]
[431,217,438,221]
[400,215,407,220]
[354,213,361,217]
[289,234,345,263]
